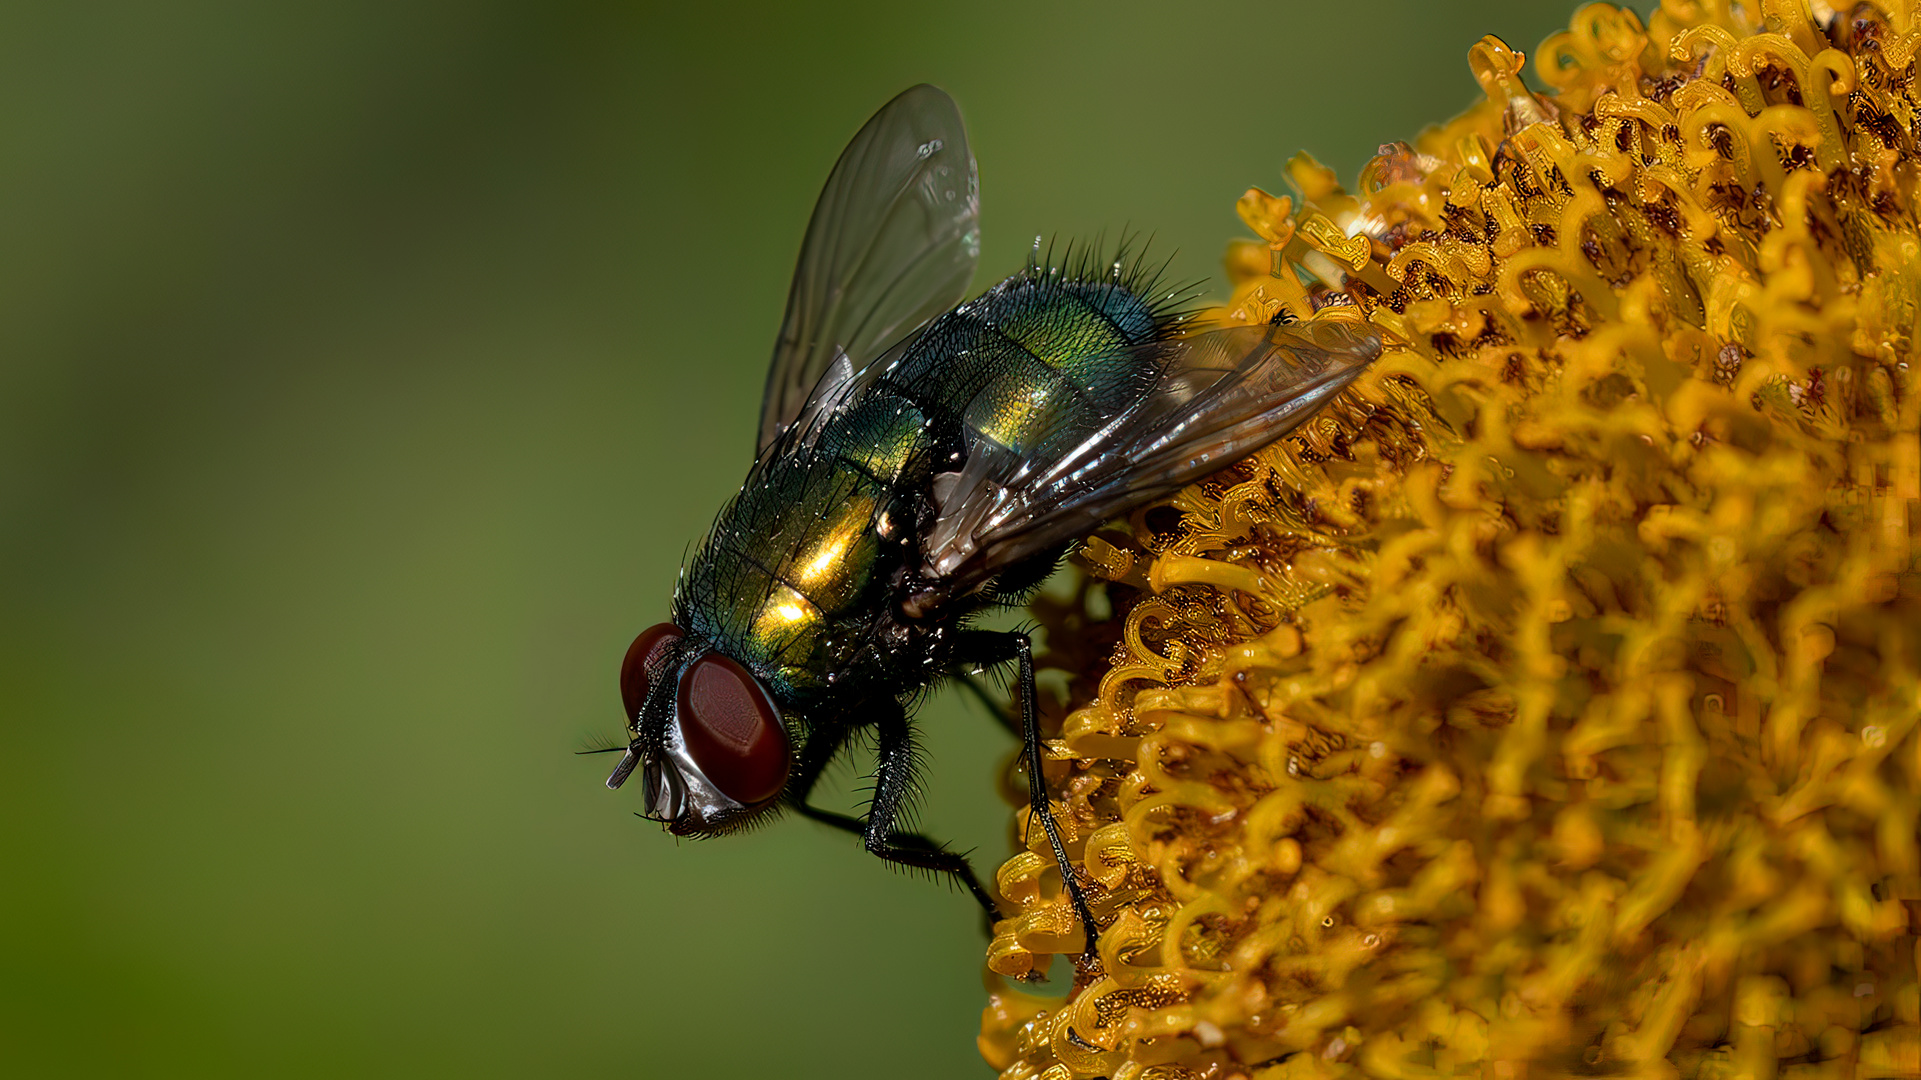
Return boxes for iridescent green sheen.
[676,271,1169,701]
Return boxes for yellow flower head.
[981,4,1921,1078]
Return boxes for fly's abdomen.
[882,273,1169,459]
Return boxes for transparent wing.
[758,84,980,454]
[923,318,1385,591]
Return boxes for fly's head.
[608,623,793,838]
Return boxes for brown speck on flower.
[979,3,1921,1079]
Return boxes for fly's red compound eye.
[619,623,685,721]
[677,653,791,806]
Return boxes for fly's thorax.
[675,416,942,698]
[814,390,939,489]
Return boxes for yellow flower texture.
[979,4,1921,1079]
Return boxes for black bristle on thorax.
[1010,232,1203,340]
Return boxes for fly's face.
[607,623,793,837]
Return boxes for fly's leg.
[784,721,859,831]
[786,709,1003,921]
[1008,633,1102,964]
[865,703,1003,919]
[957,629,1101,964]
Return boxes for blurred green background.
[0,1,1571,1075]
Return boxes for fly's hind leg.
[956,629,1101,966]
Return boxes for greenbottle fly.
[598,85,1382,955]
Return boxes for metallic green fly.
[598,85,1381,958]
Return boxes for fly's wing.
[758,84,980,455]
[923,317,1385,591]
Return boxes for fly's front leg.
[787,712,1001,923]
[863,703,1003,920]
[784,722,864,835]
[957,629,1101,964]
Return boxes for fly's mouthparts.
[641,756,686,823]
